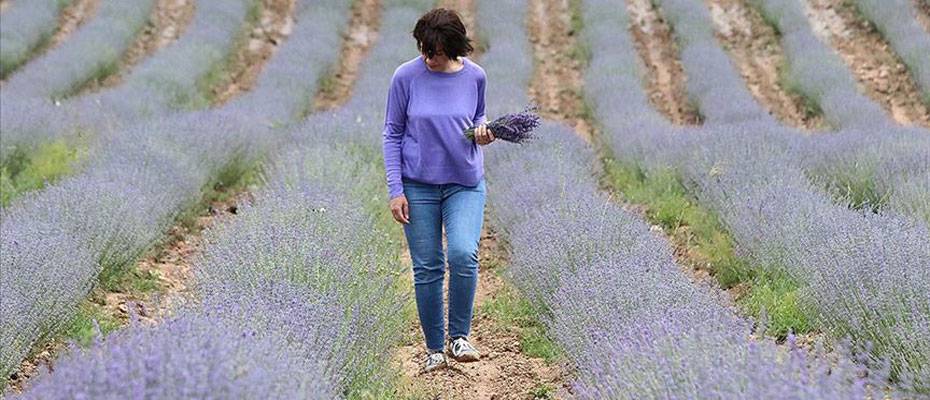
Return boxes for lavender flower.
[464,104,541,143]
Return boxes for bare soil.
[626,0,703,125]
[805,0,930,127]
[210,0,296,106]
[392,221,575,400]
[915,0,930,33]
[526,0,595,142]
[706,0,827,131]
[80,0,195,92]
[309,0,381,112]
[47,0,100,51]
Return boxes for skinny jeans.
[401,176,486,352]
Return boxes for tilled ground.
[626,0,703,125]
[805,0,930,127]
[310,0,381,112]
[210,0,297,105]
[706,0,827,130]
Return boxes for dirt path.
[210,0,296,105]
[526,0,594,142]
[626,0,703,125]
[706,0,827,130]
[80,0,195,92]
[309,0,381,112]
[915,0,930,33]
[392,221,574,400]
[805,0,930,127]
[47,0,100,51]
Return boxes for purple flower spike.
[464,104,541,144]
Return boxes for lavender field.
[1,0,928,398]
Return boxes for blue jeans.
[402,176,486,352]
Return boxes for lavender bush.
[476,0,904,397]
[9,1,430,396]
[1,0,155,100]
[582,0,930,391]
[851,0,930,105]
[0,0,68,78]
[0,0,251,162]
[0,0,352,386]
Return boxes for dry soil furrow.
[706,0,827,130]
[210,0,296,105]
[526,0,594,142]
[626,0,702,125]
[46,0,100,52]
[310,0,381,112]
[392,221,574,400]
[81,0,196,92]
[805,0,930,127]
[915,0,930,33]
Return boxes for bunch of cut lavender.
[464,104,541,143]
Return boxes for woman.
[381,8,495,373]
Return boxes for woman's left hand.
[474,123,495,146]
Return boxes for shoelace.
[453,339,475,354]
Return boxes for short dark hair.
[412,8,474,59]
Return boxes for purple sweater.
[382,55,488,200]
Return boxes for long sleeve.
[382,69,408,200]
[472,71,487,126]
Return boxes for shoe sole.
[449,351,480,362]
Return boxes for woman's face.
[422,46,454,69]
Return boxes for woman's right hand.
[390,195,410,224]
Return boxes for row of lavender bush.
[745,0,930,224]
[585,0,930,391]
[851,0,930,105]
[654,0,930,225]
[0,0,69,78]
[0,0,251,162]
[477,0,900,397]
[0,0,351,386]
[1,0,155,100]
[10,1,430,396]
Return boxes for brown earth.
[706,0,827,131]
[526,0,594,142]
[309,0,382,112]
[80,0,196,92]
[805,0,930,127]
[626,0,703,125]
[915,0,930,33]
[210,0,296,105]
[391,221,575,400]
[47,0,100,52]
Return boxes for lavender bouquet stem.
[464,104,541,143]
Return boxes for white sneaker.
[448,337,480,362]
[423,351,447,372]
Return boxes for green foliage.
[0,139,85,206]
[480,282,563,364]
[740,270,812,339]
[63,302,123,347]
